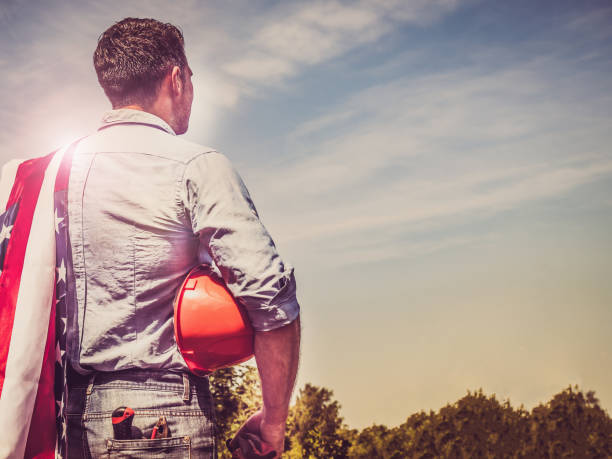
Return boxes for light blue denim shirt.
[67,109,299,373]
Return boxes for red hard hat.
[174,265,254,376]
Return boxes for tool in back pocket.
[111,406,134,440]
[151,416,169,439]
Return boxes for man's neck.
[116,102,178,133]
[119,104,146,112]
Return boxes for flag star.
[56,258,66,284]
[58,417,66,438]
[54,208,64,234]
[0,223,12,243]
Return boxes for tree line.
[211,366,612,458]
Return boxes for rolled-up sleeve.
[181,151,299,331]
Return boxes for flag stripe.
[0,147,67,458]
[0,152,54,391]
[24,285,57,459]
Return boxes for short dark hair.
[94,17,187,108]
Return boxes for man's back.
[68,109,298,376]
[68,109,206,372]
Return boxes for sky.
[1,0,611,429]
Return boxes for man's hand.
[228,410,284,458]
[229,317,300,458]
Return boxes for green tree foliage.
[389,389,531,458]
[346,386,611,458]
[349,424,394,459]
[523,386,612,458]
[210,373,611,458]
[285,383,352,458]
[210,364,261,459]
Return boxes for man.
[65,17,300,458]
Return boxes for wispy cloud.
[221,0,460,86]
[247,51,612,264]
[565,4,612,41]
[0,0,461,163]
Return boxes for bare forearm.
[228,317,300,457]
[255,316,301,424]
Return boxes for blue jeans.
[66,366,217,458]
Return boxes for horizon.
[1,0,611,430]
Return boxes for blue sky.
[1,0,611,428]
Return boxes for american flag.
[0,141,77,458]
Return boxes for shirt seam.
[132,223,137,360]
[175,150,218,228]
[78,151,196,164]
[78,152,97,361]
[182,150,219,169]
[98,121,174,135]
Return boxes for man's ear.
[170,65,182,97]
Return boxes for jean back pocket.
[106,435,191,458]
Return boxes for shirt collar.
[99,109,176,136]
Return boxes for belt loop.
[182,373,190,402]
[86,373,96,395]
